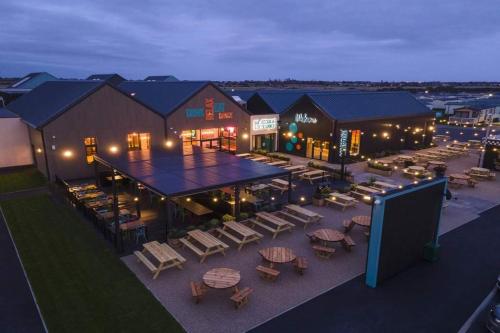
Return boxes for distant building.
[0,72,57,104]
[86,73,126,86]
[144,75,179,82]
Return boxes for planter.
[365,166,393,177]
[312,197,325,207]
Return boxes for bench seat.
[256,265,280,281]
[312,245,335,259]
[230,287,253,309]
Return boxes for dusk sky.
[1,0,499,81]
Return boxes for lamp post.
[478,117,494,167]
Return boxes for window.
[127,133,151,150]
[349,130,361,156]
[84,137,97,164]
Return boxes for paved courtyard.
[122,146,499,333]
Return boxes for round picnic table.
[449,173,470,181]
[259,247,296,268]
[203,268,241,291]
[352,215,371,227]
[312,228,345,243]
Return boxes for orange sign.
[205,98,214,121]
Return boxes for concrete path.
[251,204,500,333]
[0,208,46,332]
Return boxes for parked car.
[486,304,500,333]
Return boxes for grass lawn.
[0,195,184,333]
[0,167,47,194]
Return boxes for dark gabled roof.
[306,91,432,122]
[7,80,105,128]
[94,146,289,197]
[87,74,126,86]
[0,107,19,118]
[227,90,258,101]
[144,75,179,82]
[118,81,209,116]
[255,90,306,114]
[8,72,57,89]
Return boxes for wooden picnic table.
[408,166,426,172]
[329,192,357,202]
[267,160,289,167]
[300,170,327,184]
[375,159,394,165]
[270,178,295,192]
[285,204,322,219]
[281,204,323,228]
[352,215,371,227]
[449,173,471,181]
[354,185,380,194]
[284,165,307,171]
[251,212,295,238]
[217,221,263,250]
[181,229,229,263]
[250,156,269,162]
[203,268,241,291]
[259,247,296,268]
[397,155,416,161]
[311,228,345,243]
[171,197,213,216]
[135,241,186,279]
[427,160,446,167]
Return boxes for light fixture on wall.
[133,197,139,202]
[62,150,73,158]
[109,146,119,153]
[36,148,43,154]
[165,140,173,148]
[242,133,249,139]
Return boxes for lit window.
[127,133,151,151]
[349,130,361,156]
[83,137,97,164]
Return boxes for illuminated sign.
[214,103,225,112]
[295,113,317,124]
[186,108,204,118]
[205,98,214,121]
[253,118,277,131]
[218,112,233,119]
[339,129,348,157]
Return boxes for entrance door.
[306,138,313,158]
[313,141,322,159]
[321,142,330,161]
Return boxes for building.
[279,91,434,162]
[0,72,57,105]
[0,108,33,168]
[7,80,165,180]
[118,81,252,153]
[87,73,126,86]
[144,75,179,82]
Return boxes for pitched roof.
[8,72,57,90]
[306,91,432,122]
[7,80,104,127]
[227,90,258,101]
[144,75,179,82]
[118,81,209,116]
[0,107,19,118]
[254,90,306,114]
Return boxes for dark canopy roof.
[8,72,57,89]
[144,75,179,82]
[307,91,432,122]
[118,81,208,116]
[0,107,19,118]
[7,80,104,128]
[95,147,289,197]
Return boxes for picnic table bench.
[465,167,496,180]
[256,265,280,281]
[325,192,358,211]
[180,230,229,263]
[250,212,295,239]
[230,287,253,309]
[267,160,289,167]
[293,257,308,275]
[190,281,206,303]
[312,245,336,259]
[216,221,263,250]
[283,165,308,177]
[299,169,329,184]
[283,204,323,227]
[250,156,270,162]
[235,153,252,158]
[134,241,186,279]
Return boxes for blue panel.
[214,102,225,112]
[365,198,385,288]
[186,108,204,118]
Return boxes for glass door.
[321,142,329,161]
[306,138,313,158]
[313,141,322,159]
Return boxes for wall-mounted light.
[271,196,275,201]
[165,140,173,148]
[300,196,306,202]
[36,148,43,154]
[242,133,249,140]
[160,197,165,201]
[186,197,191,202]
[62,150,73,158]
[212,197,218,203]
[133,197,139,202]
[241,197,246,202]
[398,185,403,189]
[109,146,119,153]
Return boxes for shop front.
[278,96,334,161]
[250,114,279,152]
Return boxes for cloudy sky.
[1,0,499,81]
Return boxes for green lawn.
[1,195,184,333]
[0,167,47,193]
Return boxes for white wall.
[0,118,33,168]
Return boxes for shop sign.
[214,103,225,112]
[218,112,233,119]
[339,129,348,157]
[295,113,318,124]
[205,98,215,120]
[186,108,204,118]
[253,118,277,131]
